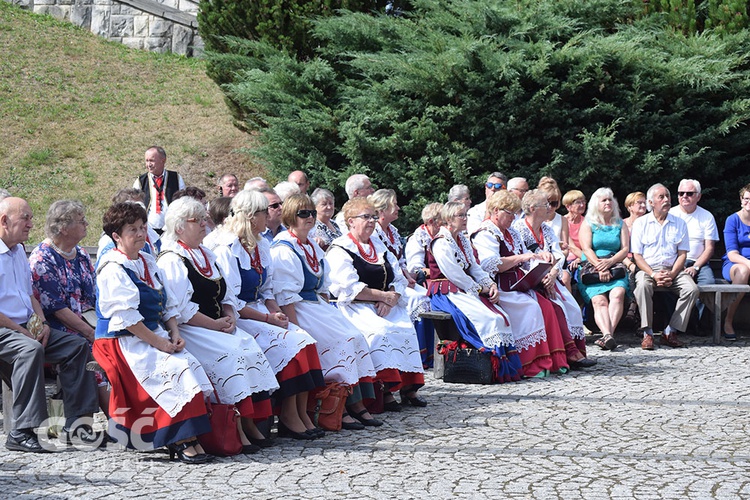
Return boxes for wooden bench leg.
[713,292,722,344]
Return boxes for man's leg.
[0,327,48,431]
[634,271,655,330]
[694,265,716,321]
[43,328,99,427]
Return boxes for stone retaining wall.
[5,0,203,56]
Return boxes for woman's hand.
[568,258,581,271]
[214,316,235,333]
[487,283,500,304]
[267,311,289,329]
[593,257,612,272]
[375,302,392,317]
[538,251,555,264]
[380,291,400,307]
[157,334,180,354]
[598,270,612,283]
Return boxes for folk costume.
[157,240,279,422]
[472,221,569,377]
[327,234,425,392]
[133,170,185,233]
[270,231,377,404]
[207,231,325,402]
[427,227,522,383]
[94,249,211,449]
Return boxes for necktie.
[154,175,164,214]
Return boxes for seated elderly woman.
[94,202,213,463]
[472,191,570,377]
[370,189,433,373]
[427,201,522,382]
[621,191,648,322]
[578,188,629,351]
[448,184,471,211]
[563,189,587,277]
[270,194,381,428]
[206,190,327,439]
[327,197,427,409]
[513,190,596,369]
[405,202,443,284]
[156,197,282,450]
[538,177,571,290]
[97,188,160,262]
[311,187,342,251]
[29,200,109,414]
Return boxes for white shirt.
[668,205,719,260]
[0,239,33,324]
[466,200,487,235]
[631,212,690,268]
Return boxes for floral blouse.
[29,242,96,336]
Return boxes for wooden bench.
[697,279,750,343]
[419,310,458,379]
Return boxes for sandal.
[596,334,617,351]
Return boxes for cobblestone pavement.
[2,334,750,499]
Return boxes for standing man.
[259,187,286,243]
[0,198,99,452]
[631,184,699,350]
[133,146,185,234]
[288,170,310,194]
[467,171,507,234]
[217,173,240,198]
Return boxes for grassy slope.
[0,2,261,245]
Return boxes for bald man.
[288,170,310,194]
[0,198,99,452]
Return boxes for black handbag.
[441,342,494,385]
[580,261,627,285]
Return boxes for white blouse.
[404,224,433,275]
[97,249,178,332]
[430,226,493,296]
[513,218,565,273]
[207,230,275,311]
[156,240,240,324]
[326,234,408,306]
[269,230,329,307]
[472,220,525,276]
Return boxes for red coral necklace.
[348,233,378,264]
[242,241,264,275]
[177,240,213,277]
[115,249,154,287]
[289,230,320,273]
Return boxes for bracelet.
[264,313,269,323]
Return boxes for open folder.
[509,262,554,292]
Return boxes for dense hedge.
[202,0,750,231]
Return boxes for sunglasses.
[548,200,560,209]
[351,214,379,221]
[268,202,282,209]
[296,209,317,219]
[677,191,696,197]
[486,182,505,190]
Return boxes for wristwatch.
[693,265,700,272]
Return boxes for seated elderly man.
[467,171,507,234]
[0,198,99,452]
[334,173,376,228]
[631,184,699,350]
[288,170,310,194]
[244,176,269,191]
[217,173,240,198]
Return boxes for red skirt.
[536,293,570,372]
[93,338,210,450]
[376,368,425,392]
[272,344,325,409]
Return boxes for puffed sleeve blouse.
[326,234,408,306]
[431,227,493,296]
[97,250,178,332]
[269,230,329,307]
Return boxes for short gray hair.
[244,177,268,191]
[345,174,370,199]
[421,202,443,223]
[45,200,85,239]
[146,145,166,159]
[441,201,465,221]
[487,171,508,184]
[679,178,702,194]
[0,188,10,201]
[274,181,301,202]
[646,183,669,210]
[162,197,206,242]
[448,184,469,202]
[311,187,334,206]
[521,189,547,214]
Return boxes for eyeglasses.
[502,209,518,216]
[548,200,560,208]
[572,199,586,205]
[741,197,750,204]
[268,202,282,209]
[486,182,505,190]
[350,214,379,221]
[534,203,551,209]
[296,209,317,219]
[510,187,528,194]
[186,216,210,224]
[677,191,697,197]
[453,213,468,219]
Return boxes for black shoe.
[569,357,597,370]
[249,436,275,448]
[348,408,383,427]
[61,424,106,449]
[277,421,315,440]
[400,390,428,407]
[242,443,261,454]
[167,440,212,464]
[382,395,402,412]
[306,427,325,439]
[341,419,365,431]
[6,430,51,453]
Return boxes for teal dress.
[578,221,629,302]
